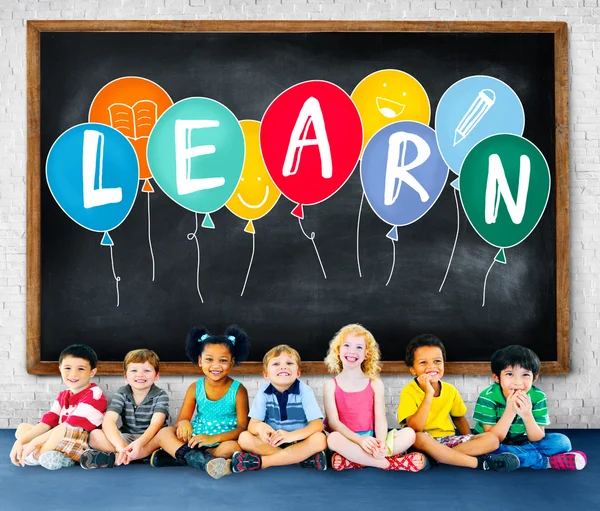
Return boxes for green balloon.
[459,134,550,249]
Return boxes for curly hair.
[185,325,250,366]
[324,324,381,378]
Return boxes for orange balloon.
[89,77,173,181]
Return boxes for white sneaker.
[39,451,75,470]
[23,450,41,466]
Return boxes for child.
[79,349,169,469]
[232,344,327,472]
[397,334,520,472]
[473,345,587,470]
[324,324,426,471]
[9,344,107,470]
[149,326,250,480]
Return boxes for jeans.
[492,433,571,470]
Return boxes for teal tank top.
[190,378,240,443]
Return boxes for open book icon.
[108,100,158,140]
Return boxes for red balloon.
[260,81,363,217]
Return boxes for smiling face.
[264,352,301,391]
[200,343,234,383]
[226,120,280,222]
[351,69,431,151]
[409,346,445,384]
[59,356,96,394]
[494,365,537,399]
[125,361,159,392]
[339,334,366,370]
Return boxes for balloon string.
[439,187,460,292]
[109,245,121,307]
[147,191,155,282]
[356,192,364,278]
[187,213,204,303]
[298,218,327,279]
[241,232,256,297]
[482,259,496,307]
[385,238,396,287]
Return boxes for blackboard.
[27,21,569,375]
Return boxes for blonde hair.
[324,324,381,378]
[263,344,302,372]
[123,349,160,373]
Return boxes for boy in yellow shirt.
[397,334,519,472]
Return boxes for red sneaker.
[548,451,587,470]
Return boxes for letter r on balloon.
[384,131,430,206]
[174,119,225,195]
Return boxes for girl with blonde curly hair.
[324,324,427,472]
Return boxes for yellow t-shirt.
[397,379,467,438]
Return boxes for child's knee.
[397,427,416,445]
[15,423,34,439]
[327,431,344,451]
[309,431,327,450]
[481,431,500,450]
[546,433,571,453]
[89,429,104,443]
[413,432,431,450]
[238,431,255,450]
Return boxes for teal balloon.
[147,97,245,214]
[459,134,550,249]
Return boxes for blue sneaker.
[39,451,75,470]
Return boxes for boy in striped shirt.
[473,345,586,470]
[79,349,169,469]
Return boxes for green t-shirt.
[473,383,550,445]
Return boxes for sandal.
[386,452,430,472]
[331,452,364,471]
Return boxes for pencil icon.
[453,89,496,146]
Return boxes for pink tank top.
[333,378,375,433]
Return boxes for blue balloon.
[361,121,448,228]
[435,75,525,176]
[46,123,139,235]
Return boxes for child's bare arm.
[14,423,51,446]
[483,391,518,441]
[102,411,128,450]
[274,419,323,445]
[323,379,364,445]
[174,383,197,441]
[451,415,472,436]
[405,375,435,432]
[372,379,388,443]
[515,391,545,442]
[248,418,275,445]
[135,412,167,448]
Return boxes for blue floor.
[0,429,597,511]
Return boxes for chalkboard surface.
[27,22,569,374]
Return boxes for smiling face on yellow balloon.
[351,69,431,151]
[226,120,280,222]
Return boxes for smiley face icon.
[226,120,281,233]
[351,69,431,151]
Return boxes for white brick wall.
[1,0,599,429]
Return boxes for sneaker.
[23,450,41,466]
[299,450,327,470]
[205,458,232,480]
[231,451,262,473]
[150,448,183,468]
[482,453,520,472]
[79,449,116,470]
[38,451,75,470]
[549,451,587,470]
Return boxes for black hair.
[491,345,541,378]
[185,325,250,366]
[405,334,446,367]
[59,344,99,370]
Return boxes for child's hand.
[372,440,387,460]
[18,442,37,467]
[417,374,435,396]
[9,440,23,467]
[176,421,193,442]
[506,390,520,415]
[359,435,378,455]
[124,438,144,462]
[514,391,532,417]
[188,434,210,449]
[270,430,293,447]
[258,425,275,446]
[115,446,129,466]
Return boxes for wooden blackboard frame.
[26,20,569,375]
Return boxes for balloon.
[361,121,448,229]
[226,120,281,233]
[351,69,430,151]
[89,76,173,184]
[260,80,362,218]
[459,134,550,250]
[435,75,525,176]
[46,123,139,236]
[147,97,245,217]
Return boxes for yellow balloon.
[226,120,280,231]
[351,69,431,151]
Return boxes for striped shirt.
[473,383,549,445]
[40,383,106,432]
[107,384,169,434]
[249,379,323,432]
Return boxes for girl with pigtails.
[149,325,250,479]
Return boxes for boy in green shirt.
[473,345,587,470]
